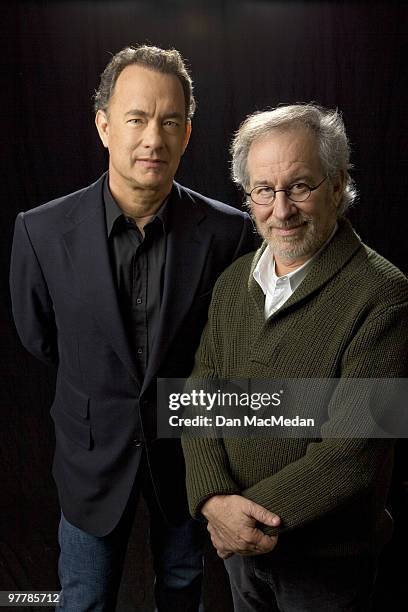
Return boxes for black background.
[1,1,407,610]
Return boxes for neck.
[274,256,309,277]
[108,175,171,231]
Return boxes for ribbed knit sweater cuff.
[181,437,240,518]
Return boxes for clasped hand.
[201,494,280,559]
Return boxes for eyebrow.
[124,109,184,121]
[252,175,313,187]
[124,109,148,117]
[253,180,273,187]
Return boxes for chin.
[269,234,310,257]
[132,177,167,190]
[273,246,309,260]
[274,232,328,260]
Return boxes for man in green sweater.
[181,103,408,611]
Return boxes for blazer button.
[132,439,143,447]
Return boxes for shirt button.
[137,347,143,354]
[132,439,143,447]
[136,298,142,304]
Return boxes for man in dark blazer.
[9,45,254,612]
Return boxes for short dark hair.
[93,44,196,121]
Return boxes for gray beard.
[261,220,328,262]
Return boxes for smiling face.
[95,64,191,204]
[247,127,344,272]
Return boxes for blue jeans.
[225,549,377,611]
[57,459,204,611]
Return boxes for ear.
[95,110,110,148]
[332,170,345,208]
[182,120,192,154]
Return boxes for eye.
[254,186,274,196]
[127,118,143,125]
[163,120,180,128]
[289,182,309,195]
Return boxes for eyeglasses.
[245,176,327,206]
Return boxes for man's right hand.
[201,494,280,559]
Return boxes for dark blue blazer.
[10,174,254,536]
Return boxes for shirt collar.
[103,175,171,237]
[253,223,338,296]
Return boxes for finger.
[209,528,228,552]
[217,548,233,559]
[247,501,280,527]
[252,533,279,554]
[232,530,278,555]
[208,523,237,551]
[220,551,233,560]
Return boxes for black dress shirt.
[104,177,169,378]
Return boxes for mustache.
[266,213,312,230]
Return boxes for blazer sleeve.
[9,212,59,366]
[232,213,256,261]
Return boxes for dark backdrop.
[1,2,407,610]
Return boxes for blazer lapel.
[62,176,140,388]
[142,183,212,392]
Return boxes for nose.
[142,121,164,150]
[271,191,297,221]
